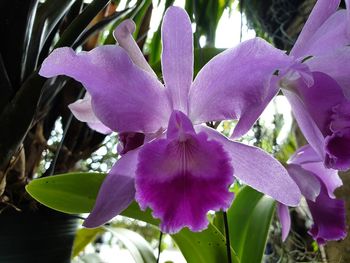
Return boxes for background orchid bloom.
[276,0,350,170]
[39,6,301,233]
[278,145,346,244]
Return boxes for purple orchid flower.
[276,0,350,170]
[39,7,301,233]
[278,145,346,244]
[69,92,112,134]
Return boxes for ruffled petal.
[277,203,291,242]
[39,46,171,133]
[291,0,341,57]
[135,111,234,233]
[114,19,156,76]
[161,7,193,113]
[68,93,112,134]
[197,126,301,206]
[325,128,350,170]
[83,150,138,227]
[307,181,347,244]
[189,38,292,138]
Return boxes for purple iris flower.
[39,7,301,233]
[278,145,346,244]
[276,0,350,170]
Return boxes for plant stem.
[223,211,232,263]
[156,231,163,263]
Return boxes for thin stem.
[156,231,163,263]
[223,211,232,263]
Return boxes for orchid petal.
[287,144,321,165]
[282,88,325,159]
[288,145,342,198]
[189,38,292,138]
[296,10,349,57]
[347,0,350,38]
[84,150,139,227]
[307,47,350,99]
[291,0,341,57]
[307,181,346,245]
[114,20,156,77]
[198,126,301,206]
[287,164,321,202]
[118,132,145,155]
[277,203,291,242]
[68,93,112,134]
[282,72,348,162]
[39,46,171,133]
[289,72,346,135]
[161,7,193,113]
[136,112,234,233]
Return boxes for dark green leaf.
[22,0,76,81]
[0,73,45,171]
[55,0,110,48]
[0,53,13,113]
[0,0,38,89]
[72,8,132,49]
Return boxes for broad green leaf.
[72,227,105,258]
[121,203,239,263]
[26,172,107,213]
[228,186,276,263]
[107,227,156,263]
[26,172,239,263]
[172,225,239,263]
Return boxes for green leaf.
[26,172,239,263]
[72,8,132,49]
[131,0,152,38]
[22,0,76,80]
[26,172,107,213]
[172,225,239,263]
[121,204,239,263]
[55,0,110,48]
[228,186,276,263]
[148,0,175,64]
[72,227,105,258]
[106,227,156,263]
